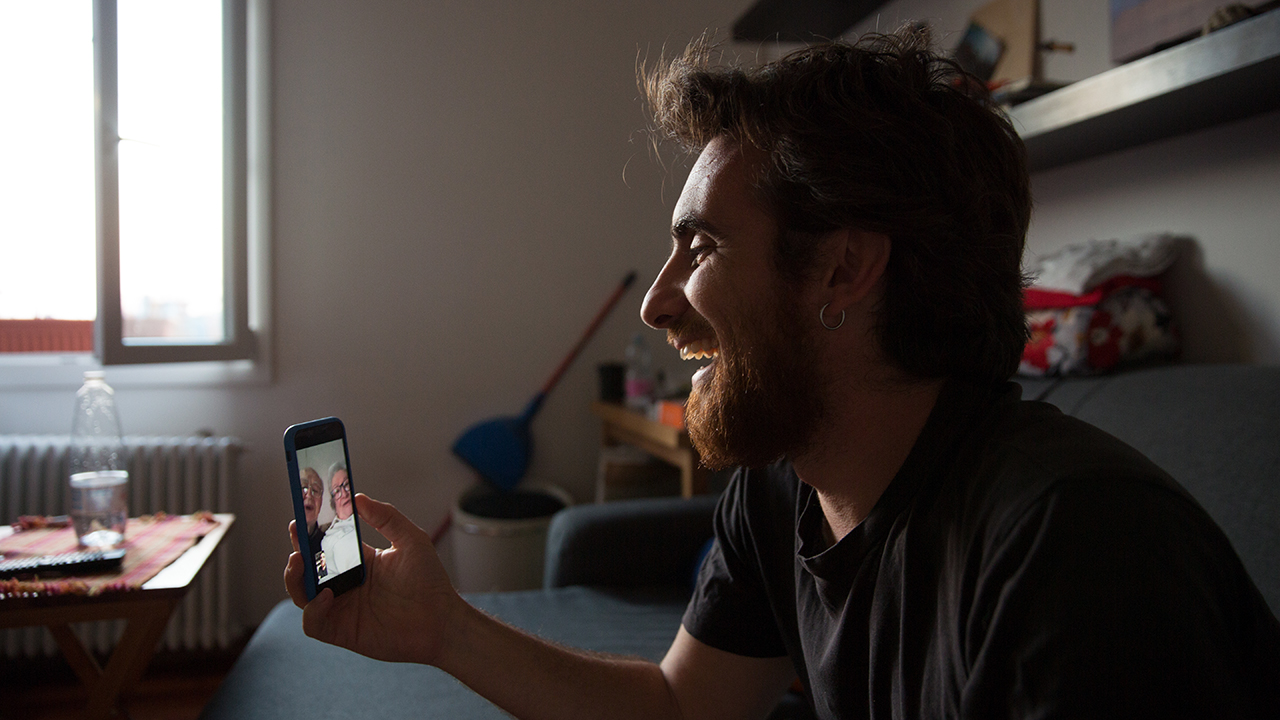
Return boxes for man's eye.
[690,246,712,268]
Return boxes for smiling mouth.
[678,338,719,361]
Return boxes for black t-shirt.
[683,381,1280,719]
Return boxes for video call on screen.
[296,439,360,583]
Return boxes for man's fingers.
[301,587,334,640]
[284,552,308,609]
[289,520,300,553]
[356,494,429,547]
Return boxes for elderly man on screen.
[319,463,359,577]
[285,28,1280,719]
[300,467,329,578]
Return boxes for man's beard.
[675,295,824,470]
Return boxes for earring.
[820,303,845,331]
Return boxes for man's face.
[641,137,824,469]
[302,471,322,528]
[331,469,353,520]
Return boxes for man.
[320,463,361,577]
[285,31,1280,718]
[300,467,328,578]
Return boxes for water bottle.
[624,333,655,413]
[69,371,129,548]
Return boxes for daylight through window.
[0,0,252,364]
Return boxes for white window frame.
[0,0,271,388]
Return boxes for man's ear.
[821,228,891,315]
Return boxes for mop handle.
[539,271,638,397]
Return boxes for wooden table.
[0,514,234,719]
[591,401,709,498]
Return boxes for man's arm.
[662,627,798,720]
[285,494,794,720]
[437,604,795,720]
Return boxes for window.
[0,0,267,372]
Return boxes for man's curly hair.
[642,29,1031,384]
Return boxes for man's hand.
[284,493,459,666]
[282,494,795,720]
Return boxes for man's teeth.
[680,340,719,361]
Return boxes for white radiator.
[0,435,241,658]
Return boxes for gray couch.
[200,364,1280,719]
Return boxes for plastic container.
[451,484,571,592]
[624,332,655,413]
[68,371,129,548]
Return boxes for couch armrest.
[543,494,719,589]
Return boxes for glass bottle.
[68,371,129,548]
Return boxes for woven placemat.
[0,513,219,598]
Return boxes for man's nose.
[641,254,690,329]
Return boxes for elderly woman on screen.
[320,462,360,577]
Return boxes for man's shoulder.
[930,381,1176,496]
[988,395,1176,490]
[952,392,1209,546]
[943,390,1255,623]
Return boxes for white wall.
[0,0,747,627]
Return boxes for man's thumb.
[356,493,427,547]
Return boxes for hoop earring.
[819,303,845,331]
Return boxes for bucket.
[451,484,571,592]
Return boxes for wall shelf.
[732,0,887,42]
[1008,9,1280,171]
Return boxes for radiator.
[0,435,241,658]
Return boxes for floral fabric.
[1019,285,1177,377]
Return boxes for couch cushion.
[199,587,688,720]
[1043,364,1280,616]
[544,494,718,589]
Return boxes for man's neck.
[793,377,943,544]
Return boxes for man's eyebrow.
[671,215,721,240]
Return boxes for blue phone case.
[284,417,366,600]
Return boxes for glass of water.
[69,470,129,548]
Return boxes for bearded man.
[285,30,1280,719]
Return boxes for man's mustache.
[666,313,715,346]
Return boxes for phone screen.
[286,418,365,598]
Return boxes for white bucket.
[451,484,572,592]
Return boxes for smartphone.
[284,417,366,600]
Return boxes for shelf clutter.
[1008,7,1280,170]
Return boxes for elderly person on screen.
[320,463,359,577]
[300,467,328,577]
